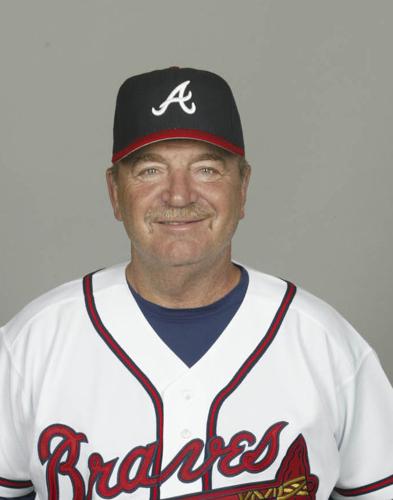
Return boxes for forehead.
[122,139,235,162]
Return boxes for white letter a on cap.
[152,80,196,116]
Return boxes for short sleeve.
[332,349,393,499]
[0,330,35,498]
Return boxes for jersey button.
[183,390,192,400]
[181,428,191,439]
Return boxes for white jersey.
[1,263,393,499]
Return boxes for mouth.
[155,219,206,229]
[157,220,203,225]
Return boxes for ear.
[239,164,251,219]
[106,168,123,221]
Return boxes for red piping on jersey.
[334,473,393,496]
[202,280,297,491]
[83,272,163,500]
[0,476,33,489]
[112,129,245,163]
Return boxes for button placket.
[161,377,207,463]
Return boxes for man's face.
[107,139,250,269]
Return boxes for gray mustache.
[146,205,213,221]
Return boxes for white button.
[183,390,192,400]
[181,428,191,439]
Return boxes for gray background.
[1,1,392,383]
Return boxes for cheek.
[117,186,158,230]
[213,189,244,220]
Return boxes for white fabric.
[1,262,392,499]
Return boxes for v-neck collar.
[127,264,248,320]
[84,262,291,396]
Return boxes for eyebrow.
[191,153,226,162]
[121,151,227,168]
[121,153,166,167]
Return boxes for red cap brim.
[111,128,245,164]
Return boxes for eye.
[137,166,160,177]
[197,166,222,178]
[144,167,158,175]
[200,167,216,174]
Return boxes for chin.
[152,243,213,268]
[156,252,206,268]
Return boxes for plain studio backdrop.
[0,1,392,383]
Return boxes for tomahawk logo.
[152,80,196,116]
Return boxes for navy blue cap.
[112,67,244,163]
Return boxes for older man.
[1,67,393,500]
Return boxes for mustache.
[145,204,214,222]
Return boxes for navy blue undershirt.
[128,266,249,367]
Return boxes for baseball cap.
[112,67,244,164]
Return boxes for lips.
[159,220,199,226]
[158,220,202,224]
[154,218,207,231]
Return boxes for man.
[1,67,392,500]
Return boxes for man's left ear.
[106,168,123,221]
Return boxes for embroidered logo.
[152,80,196,116]
[37,421,320,499]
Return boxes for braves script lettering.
[38,421,288,498]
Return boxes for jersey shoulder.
[245,265,372,374]
[1,262,127,349]
[291,280,370,354]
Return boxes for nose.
[161,168,197,207]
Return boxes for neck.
[126,252,241,308]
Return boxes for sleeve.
[332,349,393,499]
[0,330,35,498]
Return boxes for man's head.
[107,68,250,270]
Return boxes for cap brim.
[111,128,244,164]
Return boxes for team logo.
[166,435,319,499]
[38,421,319,499]
[152,80,196,116]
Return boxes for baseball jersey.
[1,262,393,499]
